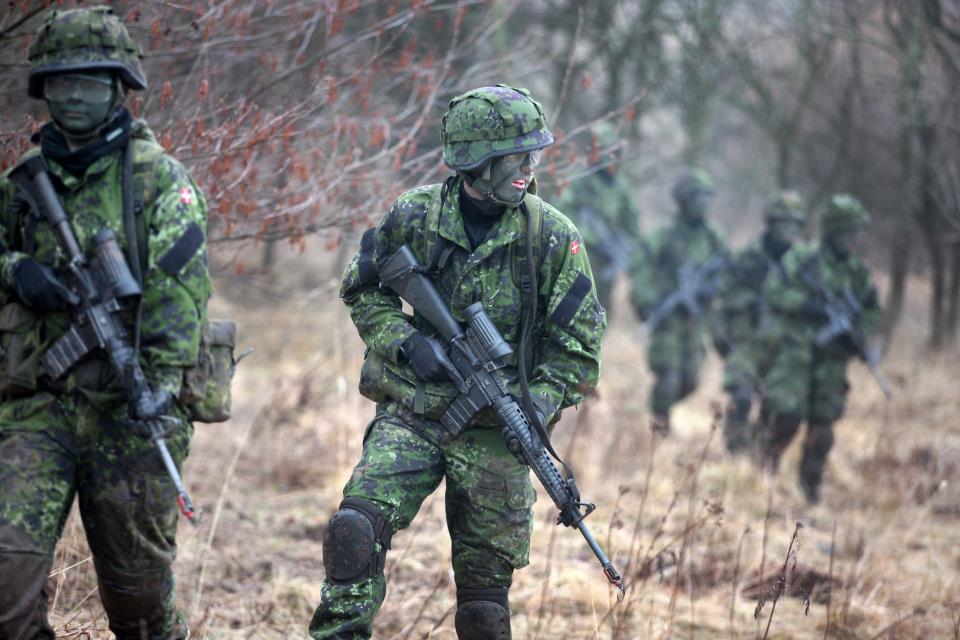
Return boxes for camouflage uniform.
[557,125,641,310]
[309,86,604,639]
[759,195,880,502]
[630,169,726,429]
[0,8,210,639]
[714,191,805,452]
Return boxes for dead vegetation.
[40,254,960,638]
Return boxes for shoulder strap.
[425,178,456,275]
[122,140,147,352]
[516,193,545,376]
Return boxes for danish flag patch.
[179,186,194,205]
[570,239,580,255]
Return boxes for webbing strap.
[122,140,144,353]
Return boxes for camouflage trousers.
[0,391,192,640]
[308,404,536,639]
[759,342,851,494]
[721,339,771,452]
[646,319,707,416]
[760,342,851,425]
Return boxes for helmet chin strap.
[461,161,525,207]
[50,82,126,148]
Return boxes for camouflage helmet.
[672,167,715,204]
[591,121,619,149]
[821,193,870,235]
[28,5,147,100]
[763,190,805,223]
[441,84,554,171]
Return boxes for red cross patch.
[570,239,580,255]
[179,186,194,205]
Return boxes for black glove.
[135,387,173,421]
[12,257,78,312]
[502,406,545,466]
[400,332,452,383]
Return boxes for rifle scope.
[92,229,141,300]
[464,302,513,363]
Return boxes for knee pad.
[94,558,182,640]
[322,497,393,585]
[455,587,511,640]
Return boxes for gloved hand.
[135,387,173,421]
[502,406,545,466]
[400,332,452,383]
[12,257,78,312]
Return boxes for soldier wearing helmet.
[758,194,882,502]
[556,122,643,312]
[629,168,727,433]
[713,190,806,453]
[0,7,210,639]
[309,85,605,639]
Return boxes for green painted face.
[487,150,541,206]
[827,227,864,257]
[682,190,712,221]
[767,218,802,246]
[45,71,115,135]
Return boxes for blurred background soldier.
[557,122,642,313]
[309,85,604,640]
[759,194,881,503]
[630,168,727,433]
[714,190,806,453]
[0,7,210,639]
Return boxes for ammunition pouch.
[358,348,459,420]
[0,301,49,397]
[180,318,240,423]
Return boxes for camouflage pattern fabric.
[27,5,147,99]
[0,120,209,639]
[310,174,604,637]
[760,242,880,422]
[630,216,725,415]
[441,85,554,171]
[557,168,641,310]
[759,241,881,487]
[309,409,536,638]
[713,238,788,450]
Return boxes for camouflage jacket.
[764,242,881,352]
[630,214,726,323]
[557,169,641,274]
[340,176,605,423]
[715,236,787,346]
[0,119,211,396]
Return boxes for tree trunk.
[947,240,960,341]
[883,230,912,349]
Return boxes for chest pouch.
[180,318,246,423]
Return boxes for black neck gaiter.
[459,182,505,251]
[39,107,133,178]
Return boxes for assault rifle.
[638,252,728,335]
[801,269,893,400]
[10,156,200,525]
[379,245,624,594]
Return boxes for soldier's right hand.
[12,257,79,312]
[400,332,452,383]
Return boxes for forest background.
[1,0,959,638]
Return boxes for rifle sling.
[121,140,144,354]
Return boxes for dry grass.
[44,251,960,639]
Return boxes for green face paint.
[767,219,802,246]
[45,72,115,136]
[487,149,542,206]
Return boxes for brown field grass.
[44,249,960,639]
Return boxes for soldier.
[630,168,726,433]
[0,7,211,639]
[759,194,881,503]
[309,85,605,639]
[557,123,642,312]
[714,191,805,452]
